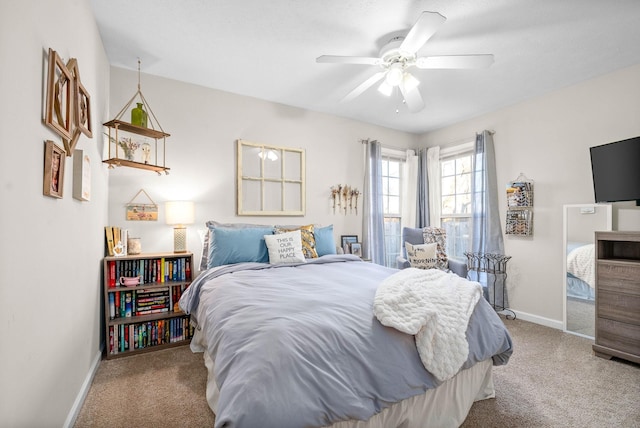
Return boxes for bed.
[566,241,596,301]
[180,222,513,428]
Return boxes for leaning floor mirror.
[562,203,612,338]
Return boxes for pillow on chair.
[405,242,438,269]
[422,227,448,270]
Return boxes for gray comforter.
[180,255,512,428]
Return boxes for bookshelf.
[103,252,194,359]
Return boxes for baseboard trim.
[63,349,102,428]
[510,309,563,330]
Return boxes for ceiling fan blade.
[415,54,494,69]
[400,11,446,54]
[341,71,386,103]
[316,55,382,65]
[399,83,425,113]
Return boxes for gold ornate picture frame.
[43,140,66,198]
[45,49,73,141]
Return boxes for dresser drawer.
[596,318,640,357]
[598,290,640,325]
[596,262,640,296]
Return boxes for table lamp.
[165,201,195,253]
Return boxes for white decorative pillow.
[422,227,448,270]
[405,242,438,270]
[264,230,306,264]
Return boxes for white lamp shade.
[385,64,404,86]
[377,80,393,96]
[402,72,420,92]
[165,201,195,225]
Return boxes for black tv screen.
[590,136,640,203]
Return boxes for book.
[105,227,114,256]
[108,261,116,287]
[109,293,115,319]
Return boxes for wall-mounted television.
[590,136,640,205]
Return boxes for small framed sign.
[126,189,158,221]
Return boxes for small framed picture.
[350,242,363,257]
[341,235,358,254]
[43,140,66,198]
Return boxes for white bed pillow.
[264,230,306,264]
[405,242,438,269]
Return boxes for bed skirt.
[199,334,494,428]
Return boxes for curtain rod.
[359,138,412,152]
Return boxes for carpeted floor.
[74,318,640,428]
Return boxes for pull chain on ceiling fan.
[316,11,494,113]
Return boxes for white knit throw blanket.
[373,268,482,381]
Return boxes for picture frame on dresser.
[350,242,363,257]
[341,235,358,254]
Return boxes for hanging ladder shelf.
[102,60,171,175]
[102,120,171,174]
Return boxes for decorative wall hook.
[330,185,360,215]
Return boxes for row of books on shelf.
[109,285,188,319]
[108,316,193,355]
[107,256,192,287]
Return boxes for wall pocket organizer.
[506,173,533,236]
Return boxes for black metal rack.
[464,252,515,319]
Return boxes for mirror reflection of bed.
[563,204,612,338]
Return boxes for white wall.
[106,67,418,270]
[420,64,640,327]
[0,1,110,426]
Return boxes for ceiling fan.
[316,11,494,113]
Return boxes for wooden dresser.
[592,231,640,364]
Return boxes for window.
[440,147,473,260]
[381,155,403,268]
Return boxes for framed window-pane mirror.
[237,139,305,216]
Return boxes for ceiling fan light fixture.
[402,72,420,92]
[377,81,393,96]
[385,63,404,86]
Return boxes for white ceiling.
[90,0,640,134]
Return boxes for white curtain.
[416,148,429,227]
[362,139,385,265]
[471,130,507,307]
[401,149,418,228]
[426,146,441,227]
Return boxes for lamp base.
[173,226,187,253]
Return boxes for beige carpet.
[74,318,640,428]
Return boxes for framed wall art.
[67,58,92,138]
[237,139,306,216]
[43,140,66,198]
[45,48,73,141]
[125,189,159,221]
